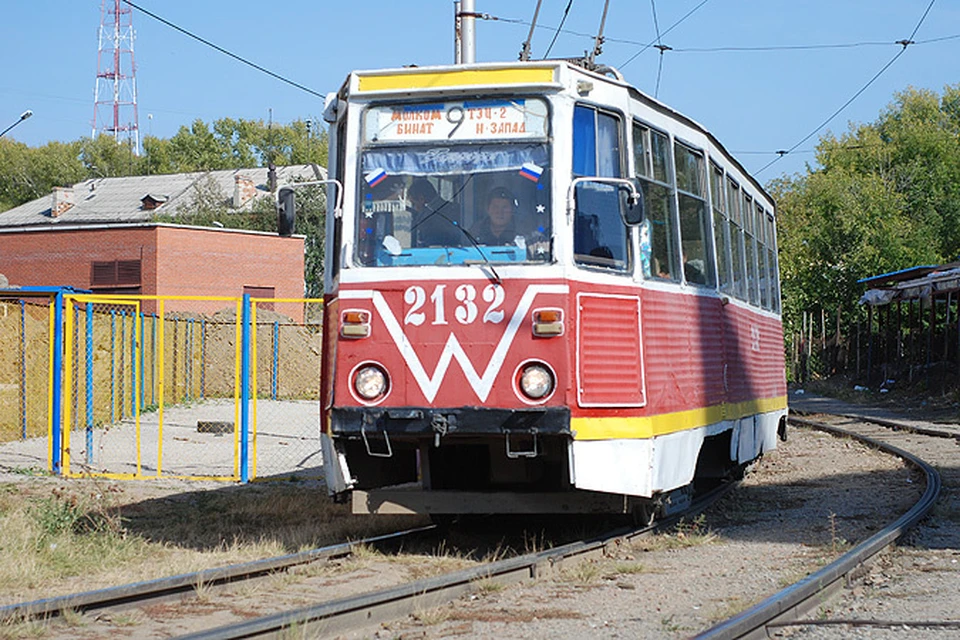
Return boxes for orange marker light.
[532,308,563,337]
[341,309,371,338]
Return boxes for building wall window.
[243,285,276,311]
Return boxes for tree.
[773,84,960,362]
[80,134,142,177]
[0,139,85,210]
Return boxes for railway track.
[695,413,943,640]
[0,525,437,624]
[0,482,736,638]
[171,481,736,640]
[4,410,945,639]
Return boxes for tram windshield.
[354,99,552,267]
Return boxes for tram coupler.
[504,428,539,458]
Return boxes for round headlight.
[354,365,388,400]
[520,364,554,400]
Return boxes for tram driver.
[407,178,460,247]
[471,186,549,258]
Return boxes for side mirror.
[567,177,644,227]
[277,186,296,236]
[620,182,644,226]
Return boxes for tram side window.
[766,213,781,313]
[573,105,629,272]
[726,178,747,301]
[711,163,733,293]
[675,143,715,287]
[756,203,770,309]
[633,122,679,281]
[742,192,760,306]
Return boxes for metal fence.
[0,295,53,446]
[0,290,323,482]
[789,295,960,393]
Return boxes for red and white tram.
[305,59,787,517]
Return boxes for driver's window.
[572,105,630,272]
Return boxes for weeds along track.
[0,483,733,639]
[10,418,932,640]
[165,483,738,640]
[694,414,942,640]
[0,524,437,625]
[0,483,734,639]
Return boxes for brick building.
[0,166,319,315]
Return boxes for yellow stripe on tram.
[572,396,788,441]
[357,67,557,93]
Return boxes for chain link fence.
[53,294,323,481]
[0,296,52,447]
[250,299,324,479]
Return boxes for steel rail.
[172,481,738,640]
[0,524,436,622]
[693,415,942,640]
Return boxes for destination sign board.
[364,99,548,143]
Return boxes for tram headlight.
[519,363,554,400]
[354,364,388,400]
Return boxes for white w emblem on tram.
[340,284,567,402]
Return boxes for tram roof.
[341,60,773,208]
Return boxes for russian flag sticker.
[519,162,543,182]
[365,168,387,188]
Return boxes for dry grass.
[391,541,477,580]
[0,478,428,606]
[635,515,718,552]
[558,560,603,585]
[471,577,506,594]
[412,602,453,626]
[0,482,152,600]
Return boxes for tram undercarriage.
[324,408,762,517]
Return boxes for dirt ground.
[2,381,958,639]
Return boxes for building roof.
[0,164,324,228]
[859,261,960,306]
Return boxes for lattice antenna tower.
[92,0,140,155]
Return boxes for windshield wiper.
[408,178,502,284]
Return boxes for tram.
[289,56,787,517]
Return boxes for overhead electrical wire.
[543,0,576,59]
[121,0,325,100]
[124,0,947,177]
[619,0,712,69]
[754,0,938,176]
[480,11,957,59]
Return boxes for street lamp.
[0,110,33,138]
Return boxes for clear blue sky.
[2,1,957,183]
